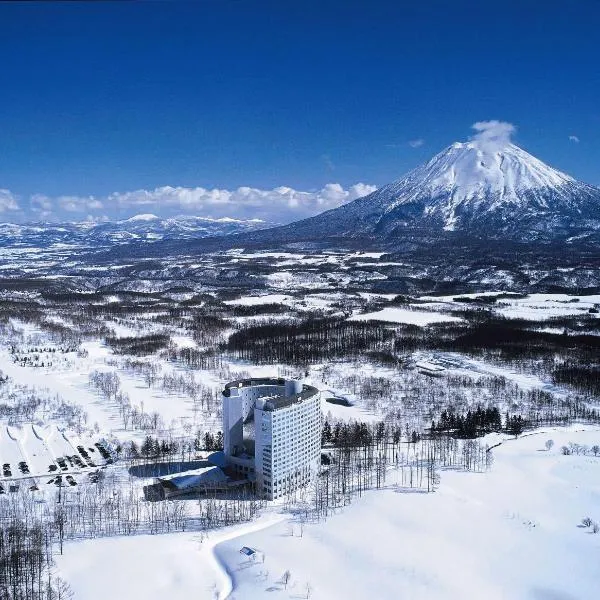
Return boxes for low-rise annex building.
[222,377,322,500]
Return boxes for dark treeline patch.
[0,277,70,292]
[387,313,600,365]
[129,432,223,462]
[166,346,223,370]
[364,350,406,367]
[225,310,600,371]
[0,520,69,599]
[216,288,255,301]
[453,296,498,304]
[0,303,44,322]
[226,318,395,364]
[553,363,600,396]
[190,314,229,347]
[229,302,290,317]
[41,290,108,303]
[106,334,171,355]
[446,319,600,356]
[431,406,504,438]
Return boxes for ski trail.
[200,514,286,600]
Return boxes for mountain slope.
[260,142,600,243]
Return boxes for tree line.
[226,318,395,365]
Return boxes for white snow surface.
[406,142,572,200]
[124,213,160,222]
[349,306,462,326]
[378,142,578,230]
[214,426,600,600]
[224,294,293,307]
[418,292,600,321]
[56,426,600,600]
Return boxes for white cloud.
[2,182,377,223]
[569,135,580,143]
[408,139,424,148]
[471,120,516,153]
[347,183,377,200]
[58,195,104,213]
[30,194,53,213]
[105,183,376,222]
[30,194,55,220]
[0,189,20,213]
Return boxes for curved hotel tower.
[222,378,321,500]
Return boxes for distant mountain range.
[0,214,272,248]
[3,141,600,254]
[3,143,600,293]
[250,142,600,245]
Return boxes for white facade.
[222,378,322,500]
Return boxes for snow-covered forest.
[0,250,598,599]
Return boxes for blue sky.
[0,0,598,222]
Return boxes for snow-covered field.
[57,532,218,600]
[419,292,600,321]
[349,306,462,326]
[416,350,570,397]
[56,426,600,600]
[212,426,600,600]
[0,329,225,443]
[497,294,600,320]
[223,289,600,326]
[1,278,599,600]
[224,294,293,307]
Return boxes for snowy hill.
[123,213,161,222]
[261,142,600,243]
[0,215,271,249]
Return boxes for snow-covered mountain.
[264,142,600,242]
[0,215,271,248]
[3,142,598,254]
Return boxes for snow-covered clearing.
[170,335,198,349]
[213,426,600,600]
[0,333,224,444]
[321,397,380,423]
[418,292,600,321]
[349,306,462,326]
[497,294,600,320]
[55,426,600,600]
[57,532,217,600]
[57,514,286,600]
[224,294,293,307]
[419,351,570,398]
[0,343,121,433]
